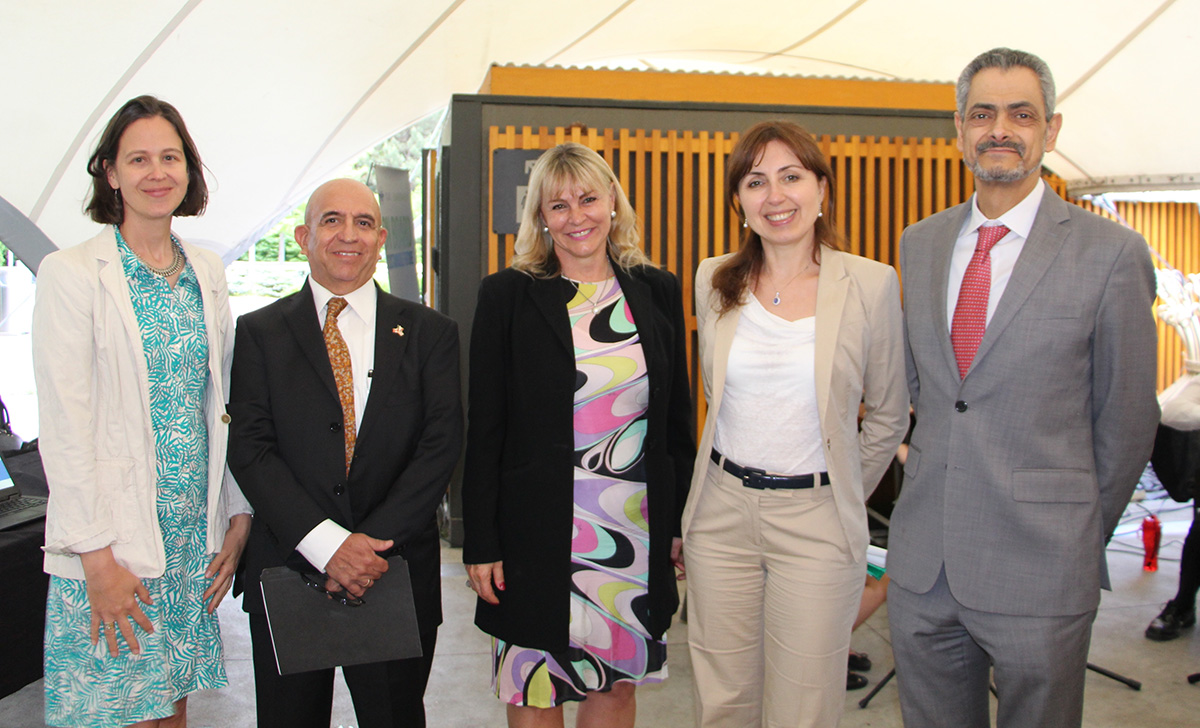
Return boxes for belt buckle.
[740,466,769,490]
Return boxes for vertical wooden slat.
[668,130,681,304]
[899,138,912,249]
[848,135,862,257]
[919,137,934,220]
[712,132,726,259]
[698,131,710,265]
[879,138,894,272]
[633,128,648,256]
[651,129,663,266]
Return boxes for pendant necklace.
[767,259,812,306]
[571,278,609,315]
[566,259,614,315]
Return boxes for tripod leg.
[1086,662,1142,690]
[858,667,895,709]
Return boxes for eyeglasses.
[302,573,364,607]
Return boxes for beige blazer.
[33,226,250,580]
[681,250,909,560]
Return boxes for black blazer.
[227,282,462,635]
[462,264,695,652]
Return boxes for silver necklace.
[766,259,812,305]
[568,277,611,315]
[136,240,184,278]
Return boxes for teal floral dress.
[43,228,227,727]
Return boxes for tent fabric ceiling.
[4,0,1195,262]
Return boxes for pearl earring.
[742,219,748,229]
[818,211,823,218]
[610,210,616,219]
[543,226,549,233]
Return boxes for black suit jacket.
[228,281,462,635]
[462,264,695,652]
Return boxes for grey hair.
[956,48,1056,118]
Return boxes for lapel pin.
[393,324,405,337]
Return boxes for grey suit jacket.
[891,186,1159,616]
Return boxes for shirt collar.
[963,177,1045,239]
[309,277,377,324]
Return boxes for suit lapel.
[92,230,153,417]
[708,296,741,420]
[615,267,658,365]
[529,276,573,354]
[931,207,969,378]
[283,281,339,401]
[814,250,849,425]
[358,289,410,438]
[969,188,1070,371]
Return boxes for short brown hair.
[711,120,844,315]
[85,95,208,224]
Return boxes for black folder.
[260,555,422,675]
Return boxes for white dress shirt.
[946,178,1046,329]
[296,278,378,573]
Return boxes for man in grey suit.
[889,48,1159,728]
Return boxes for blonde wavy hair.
[510,142,651,278]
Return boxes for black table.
[1,449,48,699]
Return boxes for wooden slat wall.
[487,125,1200,415]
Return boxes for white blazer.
[682,250,910,561]
[32,226,250,580]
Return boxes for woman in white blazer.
[681,121,909,728]
[32,96,251,728]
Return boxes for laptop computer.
[0,453,47,531]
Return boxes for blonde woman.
[463,143,695,727]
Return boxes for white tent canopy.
[4,0,1196,263]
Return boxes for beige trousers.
[685,459,865,728]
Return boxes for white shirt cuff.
[295,519,352,573]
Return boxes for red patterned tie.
[323,297,356,474]
[951,224,1010,378]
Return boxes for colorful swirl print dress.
[493,275,668,707]
[44,229,227,728]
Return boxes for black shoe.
[847,671,868,691]
[848,650,872,672]
[1145,599,1197,641]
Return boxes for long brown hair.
[710,121,844,315]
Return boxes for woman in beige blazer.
[681,121,908,728]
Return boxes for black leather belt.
[711,449,830,490]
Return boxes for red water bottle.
[1141,515,1161,572]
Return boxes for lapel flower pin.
[392,324,405,338]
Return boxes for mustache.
[976,139,1025,155]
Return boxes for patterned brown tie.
[950,223,1010,378]
[323,297,356,474]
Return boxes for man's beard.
[969,139,1041,183]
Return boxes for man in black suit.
[228,178,461,728]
